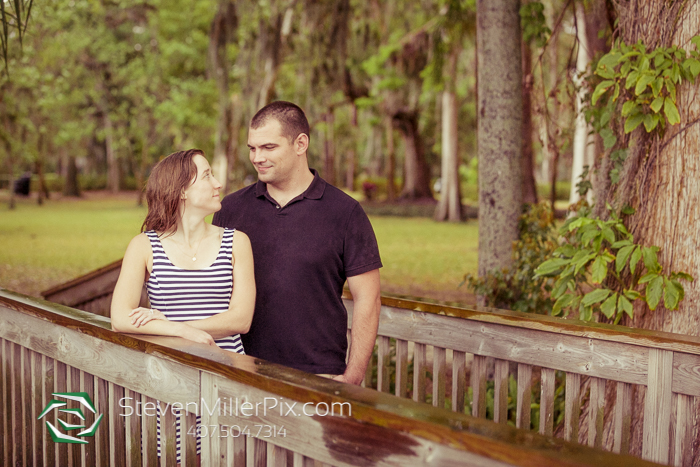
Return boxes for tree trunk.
[103,108,118,194]
[477,0,523,287]
[385,116,397,201]
[323,111,336,186]
[599,2,700,463]
[63,149,81,197]
[256,7,292,109]
[394,111,433,200]
[521,36,538,204]
[435,90,462,222]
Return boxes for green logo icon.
[37,392,103,444]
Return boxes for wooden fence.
[0,288,659,467]
[40,260,700,466]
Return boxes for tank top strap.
[219,228,236,262]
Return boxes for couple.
[111,101,382,385]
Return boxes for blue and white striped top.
[145,229,244,354]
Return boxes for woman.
[111,149,254,461]
[111,148,254,347]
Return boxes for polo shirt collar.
[254,168,326,200]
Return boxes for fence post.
[642,348,673,464]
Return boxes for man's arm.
[335,269,381,385]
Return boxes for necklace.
[174,237,203,262]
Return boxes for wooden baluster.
[159,398,178,467]
[452,350,466,413]
[377,336,391,393]
[31,351,44,466]
[140,394,158,467]
[672,393,693,467]
[67,365,81,466]
[230,426,246,467]
[201,371,219,466]
[1,339,10,466]
[267,443,286,467]
[109,382,127,467]
[247,437,267,467]
[470,355,488,419]
[22,347,32,466]
[183,409,198,467]
[124,389,142,467]
[643,349,674,464]
[362,337,376,389]
[80,370,96,467]
[516,363,532,430]
[493,359,509,424]
[564,372,581,443]
[588,377,606,448]
[539,368,555,436]
[42,354,56,467]
[55,360,68,466]
[413,343,427,403]
[395,339,408,398]
[613,381,632,455]
[292,453,316,467]
[433,347,446,409]
[95,377,110,466]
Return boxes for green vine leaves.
[590,36,700,139]
[534,206,692,324]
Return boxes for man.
[213,101,382,385]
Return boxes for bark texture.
[597,2,700,463]
[477,0,523,281]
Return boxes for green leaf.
[534,258,570,277]
[551,277,571,300]
[651,77,663,97]
[624,289,641,300]
[635,74,655,95]
[663,277,682,310]
[552,293,574,316]
[596,52,622,78]
[664,97,681,125]
[646,275,664,310]
[639,272,658,284]
[600,293,618,318]
[592,80,615,105]
[619,295,634,319]
[624,113,645,133]
[625,70,639,89]
[581,228,600,246]
[602,227,616,245]
[616,244,636,274]
[582,288,611,307]
[644,114,660,132]
[579,303,593,321]
[666,80,677,101]
[683,58,700,78]
[574,252,597,275]
[612,239,632,249]
[642,246,661,273]
[630,246,642,275]
[591,256,608,284]
[600,128,617,149]
[553,244,576,257]
[670,271,694,282]
[621,100,638,117]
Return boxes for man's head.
[250,101,310,145]
[247,101,311,189]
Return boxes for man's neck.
[266,167,315,207]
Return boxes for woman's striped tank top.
[145,228,244,354]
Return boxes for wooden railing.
[0,288,661,467]
[344,294,700,467]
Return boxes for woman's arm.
[185,230,256,338]
[110,233,215,345]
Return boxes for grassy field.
[0,191,478,305]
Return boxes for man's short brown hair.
[250,101,310,144]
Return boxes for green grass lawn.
[0,191,478,304]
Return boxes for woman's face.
[182,154,222,214]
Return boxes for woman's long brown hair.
[141,149,203,235]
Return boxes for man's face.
[247,119,298,187]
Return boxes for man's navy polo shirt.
[212,169,382,374]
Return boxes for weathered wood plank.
[125,388,142,467]
[67,364,81,466]
[81,370,97,467]
[412,343,427,403]
[247,436,267,467]
[21,346,32,466]
[159,398,178,466]
[109,382,127,467]
[672,351,700,396]
[516,364,532,430]
[377,336,391,393]
[0,308,200,406]
[432,346,446,409]
[1,339,9,467]
[588,377,605,449]
[395,339,408,399]
[201,371,220,467]
[95,377,110,467]
[493,359,509,424]
[358,305,650,386]
[642,349,673,464]
[672,393,693,467]
[11,343,22,467]
[183,409,198,467]
[43,355,56,467]
[452,350,466,413]
[141,394,158,467]
[55,360,68,467]
[613,382,632,455]
[471,355,488,419]
[564,372,581,443]
[539,368,555,437]
[267,442,286,467]
[30,351,44,467]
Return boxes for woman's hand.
[177,324,216,346]
[129,307,167,328]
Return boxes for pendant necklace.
[175,237,202,262]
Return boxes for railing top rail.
[0,288,660,467]
[359,293,700,356]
